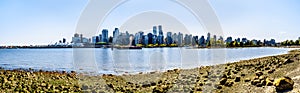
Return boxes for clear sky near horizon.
[0,0,300,46]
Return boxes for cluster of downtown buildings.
[71,25,278,48]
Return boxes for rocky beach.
[1,49,300,92]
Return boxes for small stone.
[41,83,47,87]
[274,76,294,92]
[251,80,260,85]
[284,59,293,64]
[199,83,204,86]
[265,67,270,70]
[241,74,246,77]
[255,71,263,76]
[215,85,222,89]
[219,78,227,85]
[259,76,266,80]
[225,81,234,87]
[235,76,241,82]
[268,69,275,74]
[244,78,251,82]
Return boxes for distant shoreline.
[1,45,300,49]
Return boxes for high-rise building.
[80,34,83,43]
[74,33,79,37]
[172,33,178,44]
[192,36,198,46]
[213,35,217,41]
[153,26,157,36]
[206,32,211,44]
[72,33,81,44]
[147,33,153,44]
[158,35,164,44]
[184,34,192,45]
[144,35,149,46]
[63,38,66,43]
[92,36,97,43]
[158,25,163,36]
[99,34,102,42]
[134,33,140,45]
[177,32,183,46]
[113,28,120,44]
[102,29,109,43]
[199,36,206,46]
[166,32,173,45]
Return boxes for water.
[0,47,295,74]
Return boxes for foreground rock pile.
[77,50,300,93]
[0,70,80,92]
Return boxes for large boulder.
[273,76,294,92]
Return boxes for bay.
[0,47,295,74]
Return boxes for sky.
[0,0,300,46]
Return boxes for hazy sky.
[1,0,300,46]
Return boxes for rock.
[259,76,266,80]
[273,76,294,92]
[219,78,227,85]
[225,80,234,87]
[215,85,222,89]
[261,80,266,86]
[235,76,241,82]
[251,80,260,86]
[267,69,275,74]
[284,59,293,64]
[199,83,204,86]
[241,74,246,77]
[255,71,263,76]
[265,67,270,70]
[244,78,251,82]
[41,83,47,87]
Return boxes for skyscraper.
[158,25,163,36]
[80,34,83,43]
[62,38,66,43]
[177,32,183,46]
[113,28,120,44]
[147,33,153,44]
[166,32,173,45]
[158,25,164,44]
[99,34,102,42]
[153,26,157,36]
[199,36,205,46]
[102,29,109,43]
[207,32,211,44]
[113,28,120,38]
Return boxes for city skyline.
[68,25,278,48]
[1,0,300,46]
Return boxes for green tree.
[295,40,300,45]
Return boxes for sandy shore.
[1,50,300,92]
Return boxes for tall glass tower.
[153,26,157,36]
[102,29,109,43]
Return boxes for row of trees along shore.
[281,39,300,46]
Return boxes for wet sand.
[1,50,300,92]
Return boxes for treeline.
[226,41,261,47]
[281,39,300,46]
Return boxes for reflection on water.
[0,47,294,74]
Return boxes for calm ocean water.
[0,47,295,74]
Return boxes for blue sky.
[0,0,300,45]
